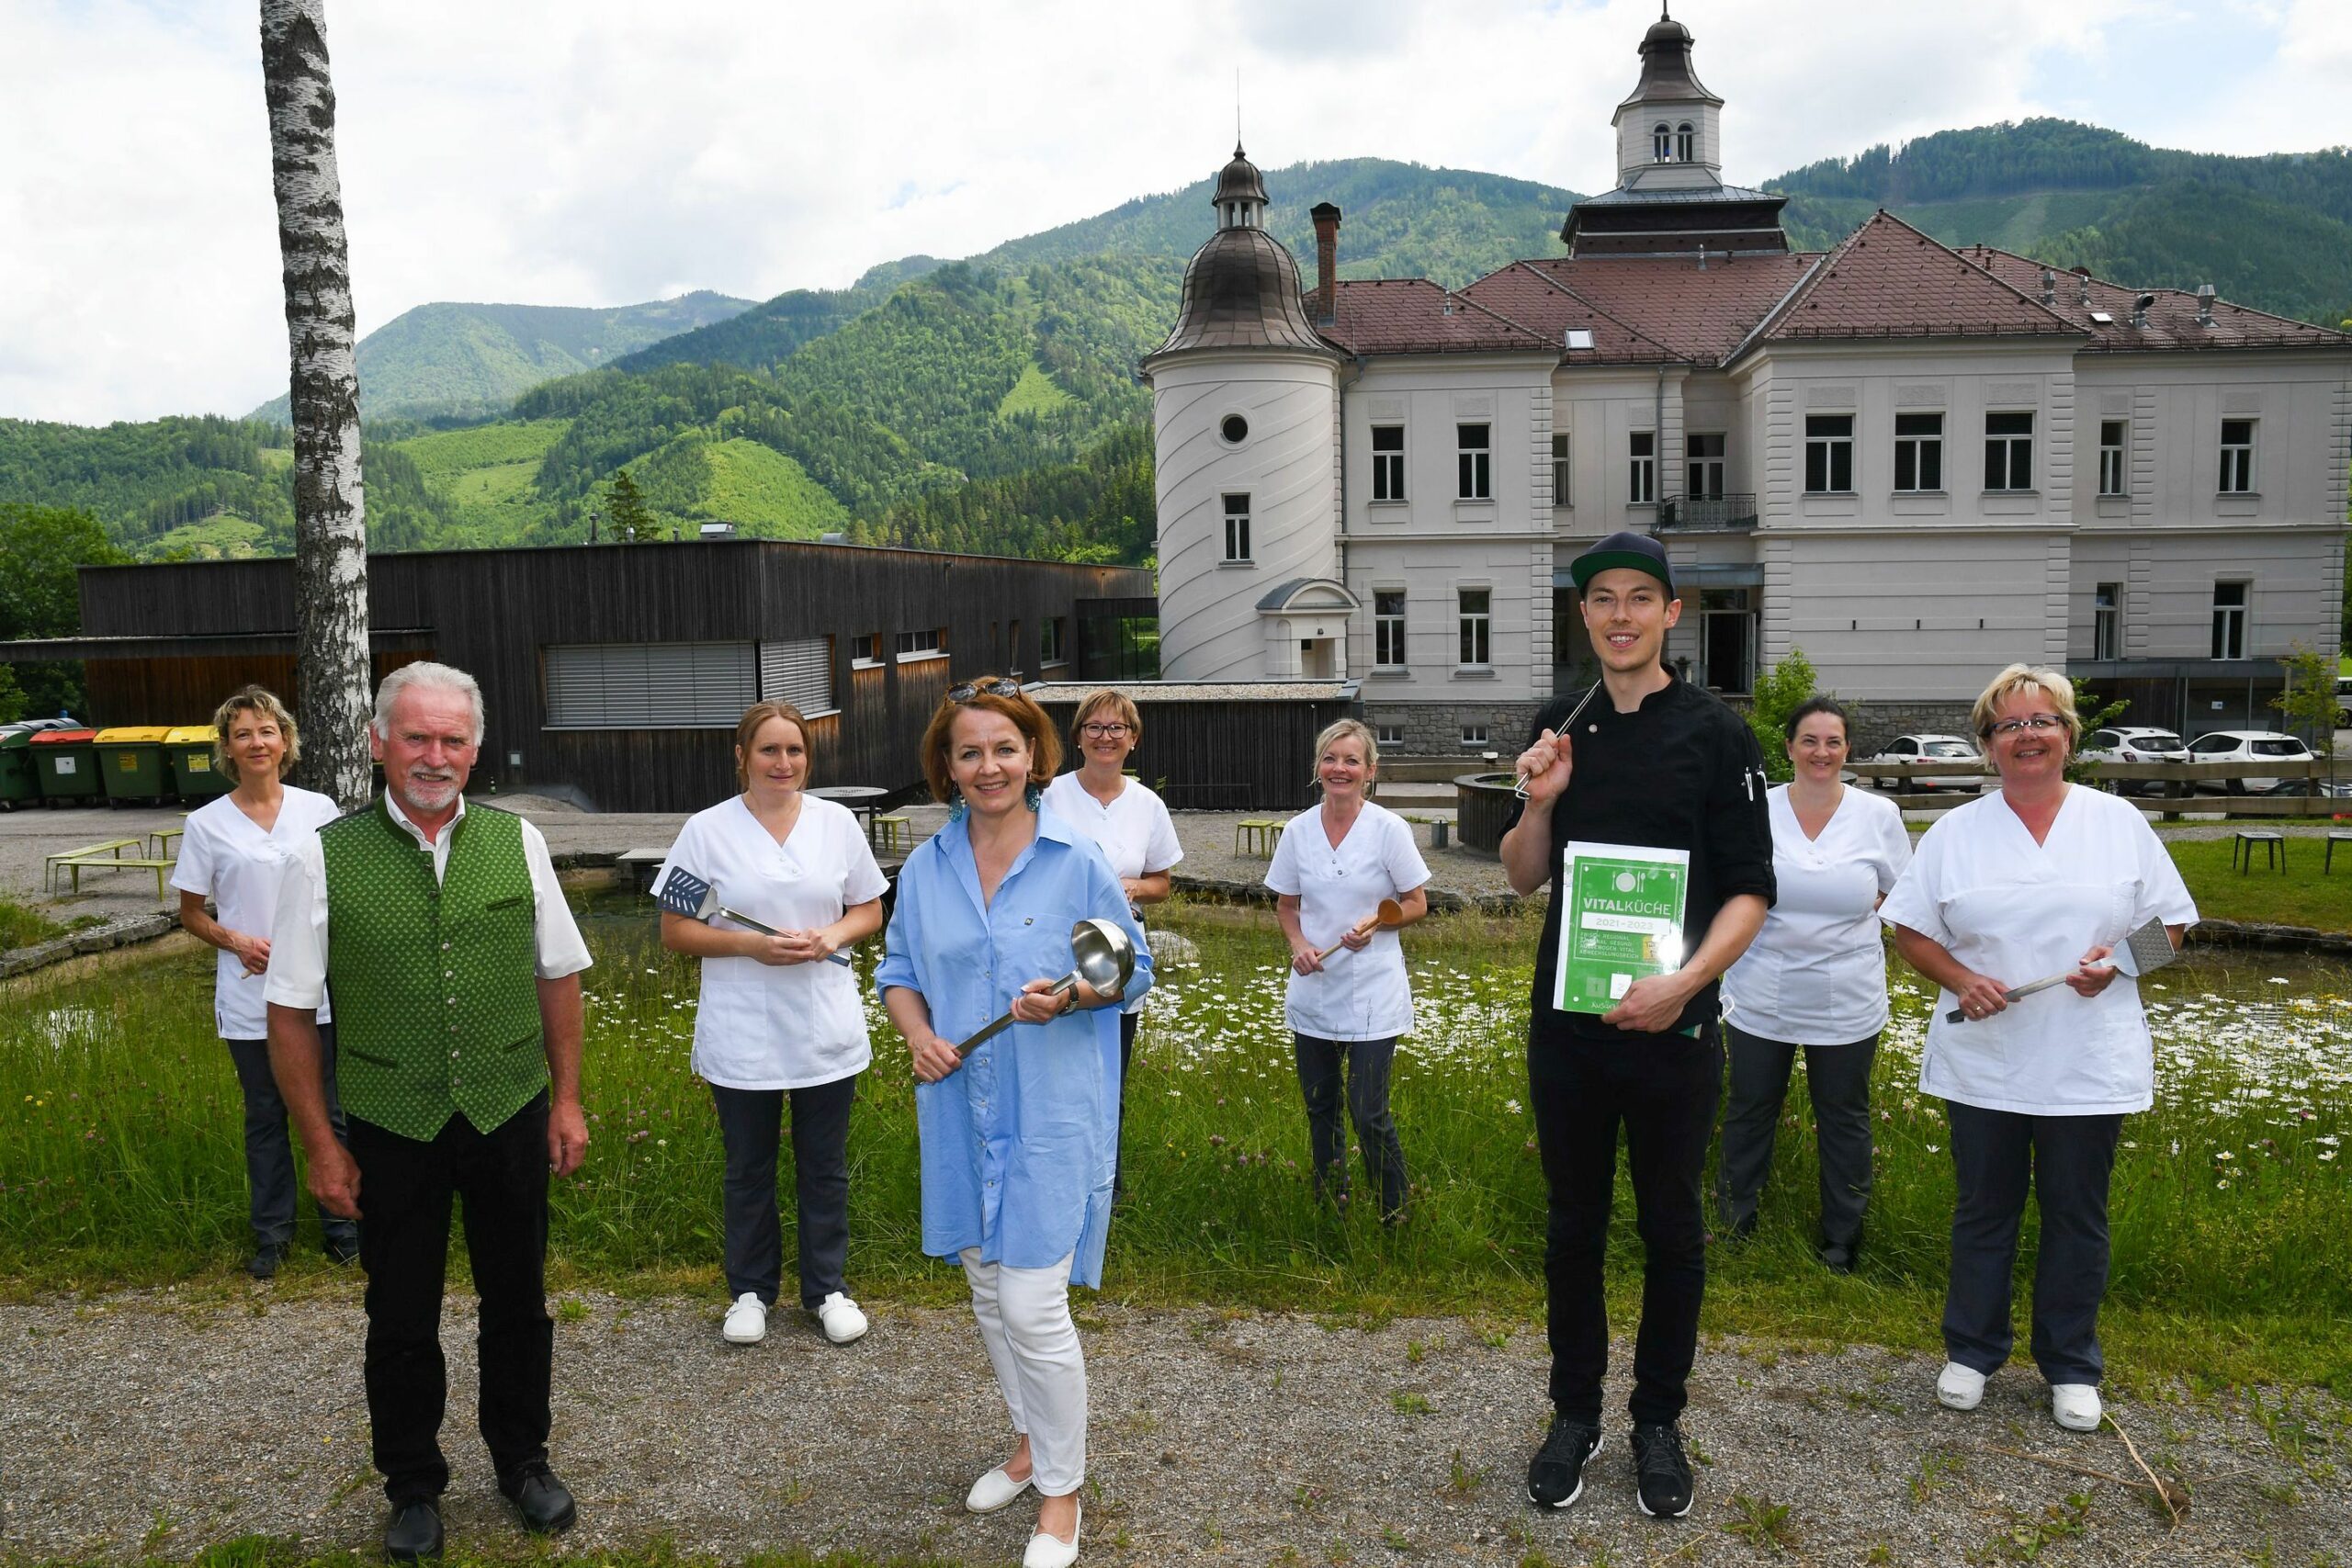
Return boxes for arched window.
[1653,123,1672,161]
[1677,122,1694,163]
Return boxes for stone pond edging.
[0,909,182,980]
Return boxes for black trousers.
[346,1092,553,1506]
[1113,1010,1138,1198]
[709,1075,856,1310]
[1714,1024,1879,1249]
[225,1022,358,1250]
[1942,1101,2122,1387]
[1529,1024,1722,1426]
[1293,1033,1408,1219]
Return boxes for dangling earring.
[1023,782,1043,812]
[946,784,967,824]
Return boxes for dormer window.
[1653,123,1672,162]
[1677,122,1694,162]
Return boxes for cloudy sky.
[5,0,2344,425]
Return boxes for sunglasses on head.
[946,678,1022,704]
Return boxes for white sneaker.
[814,1291,869,1346]
[1936,1360,1985,1410]
[1023,1497,1080,1568]
[965,1463,1035,1514]
[722,1292,767,1345]
[2051,1383,2102,1431]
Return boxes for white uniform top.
[170,785,344,1038]
[656,794,890,1090]
[1264,800,1431,1042]
[1722,784,1910,1047]
[1040,770,1183,1016]
[1881,786,2197,1116]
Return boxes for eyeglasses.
[1986,715,2068,739]
[1080,722,1130,739]
[946,679,1022,704]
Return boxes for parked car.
[2185,730,2317,794]
[2335,674,2350,728]
[2078,727,2190,796]
[1866,733,1985,791]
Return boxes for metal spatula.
[655,866,852,965]
[1944,918,2178,1023]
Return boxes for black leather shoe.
[326,1232,361,1266]
[500,1462,577,1534]
[383,1500,443,1562]
[247,1243,281,1280]
[1819,1237,1859,1275]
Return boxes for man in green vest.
[267,661,593,1562]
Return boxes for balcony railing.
[1654,492,1758,532]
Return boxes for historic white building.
[1140,10,2352,752]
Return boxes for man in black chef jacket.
[1502,531,1773,1521]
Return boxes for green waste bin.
[0,724,42,808]
[164,725,231,800]
[95,725,175,806]
[30,728,101,804]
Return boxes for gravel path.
[1,1287,2339,1565]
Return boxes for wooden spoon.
[1314,897,1407,962]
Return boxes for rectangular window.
[1461,723,1490,748]
[1984,411,2035,491]
[2211,580,2247,660]
[1629,432,1656,504]
[1374,590,1408,670]
[1371,424,1406,502]
[1457,588,1491,667]
[850,633,884,669]
[758,636,836,718]
[895,626,945,661]
[1456,423,1490,500]
[1551,432,1571,506]
[1893,412,1943,491]
[1039,616,1067,666]
[1374,723,1406,748]
[545,641,756,729]
[2093,583,2120,661]
[2098,420,2127,497]
[1685,432,1725,498]
[2219,418,2256,493]
[1804,414,1853,493]
[1222,492,1251,562]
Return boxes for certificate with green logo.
[1554,842,1690,1015]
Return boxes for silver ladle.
[954,919,1136,1055]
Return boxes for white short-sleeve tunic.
[1723,784,1911,1046]
[1881,786,2198,1116]
[170,785,344,1038]
[1040,771,1183,1016]
[1264,801,1430,1042]
[655,795,891,1090]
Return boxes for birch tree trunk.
[261,0,372,807]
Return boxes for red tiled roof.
[1752,210,2084,346]
[1959,245,2352,352]
[1455,264,1688,363]
[1487,253,1821,363]
[1318,277,1555,356]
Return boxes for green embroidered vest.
[321,800,546,1140]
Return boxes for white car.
[1867,733,1985,791]
[2335,675,2350,728]
[2185,730,2316,794]
[2078,727,2188,796]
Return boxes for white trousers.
[959,1247,1086,1495]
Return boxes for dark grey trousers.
[1942,1101,2122,1387]
[225,1026,358,1250]
[1293,1033,1408,1219]
[710,1076,856,1310]
[1715,1023,1878,1249]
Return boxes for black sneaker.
[1526,1414,1604,1508]
[1631,1421,1693,1518]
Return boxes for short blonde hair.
[1311,717,1380,782]
[1072,689,1142,745]
[210,685,300,783]
[1970,663,2079,746]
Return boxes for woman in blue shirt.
[876,676,1149,1568]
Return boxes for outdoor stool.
[147,825,185,860]
[2233,829,2286,874]
[872,814,910,853]
[1235,818,1280,856]
[2326,830,2351,874]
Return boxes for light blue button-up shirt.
[875,807,1152,1289]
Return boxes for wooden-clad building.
[1024,680,1362,812]
[8,541,1150,811]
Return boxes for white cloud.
[0,0,2315,425]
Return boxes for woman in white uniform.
[1266,719,1430,1224]
[658,701,888,1348]
[170,685,355,1279]
[1040,689,1182,1201]
[1883,665,2195,1433]
[1718,696,1910,1272]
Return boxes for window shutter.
[759,637,836,716]
[544,642,757,728]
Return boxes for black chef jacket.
[1504,674,1776,1046]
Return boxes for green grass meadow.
[4,897,2347,1393]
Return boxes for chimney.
[2132,292,2155,329]
[2073,265,2092,306]
[1310,201,1341,324]
[2041,268,2056,306]
[2196,283,2216,326]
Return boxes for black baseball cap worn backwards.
[1569,530,1676,596]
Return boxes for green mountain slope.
[246,290,754,423]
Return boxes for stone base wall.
[1363,701,1544,757]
